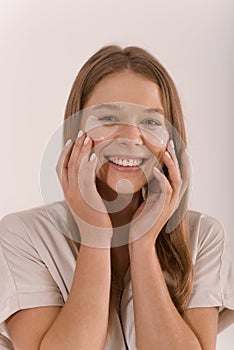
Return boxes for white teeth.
[108,157,144,167]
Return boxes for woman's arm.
[6,244,111,350]
[10,132,113,349]
[129,239,218,350]
[127,140,219,349]
[39,244,111,350]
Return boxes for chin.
[109,178,145,195]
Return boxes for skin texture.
[81,70,167,197]
[81,70,170,272]
[5,70,219,350]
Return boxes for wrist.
[78,221,113,249]
[129,236,156,257]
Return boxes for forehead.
[83,71,164,111]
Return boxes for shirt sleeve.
[187,214,234,332]
[0,213,64,326]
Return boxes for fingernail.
[169,139,174,149]
[165,151,171,159]
[65,139,72,147]
[84,136,90,145]
[90,153,96,162]
[77,130,84,139]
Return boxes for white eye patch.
[84,115,119,140]
[84,111,169,148]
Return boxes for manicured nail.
[65,139,72,147]
[90,153,96,162]
[165,151,171,159]
[77,130,84,139]
[84,136,90,145]
[169,139,174,149]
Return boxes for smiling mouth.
[104,156,147,167]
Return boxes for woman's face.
[80,70,169,194]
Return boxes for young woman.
[0,45,233,350]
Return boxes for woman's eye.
[98,115,119,123]
[141,119,161,127]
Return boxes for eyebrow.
[143,107,164,114]
[91,103,164,114]
[92,103,122,111]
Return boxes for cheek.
[91,139,107,159]
[90,139,111,178]
[141,126,169,149]
[85,120,118,141]
[150,146,166,164]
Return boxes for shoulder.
[187,210,226,238]
[187,210,227,263]
[186,210,234,323]
[1,201,61,230]
[0,201,77,245]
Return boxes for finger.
[56,139,74,189]
[162,150,182,193]
[167,140,181,176]
[148,176,161,193]
[151,166,172,204]
[72,135,94,185]
[78,136,93,163]
[167,142,191,211]
[78,152,110,217]
[67,130,87,186]
[77,151,99,211]
[141,168,170,229]
[78,151,98,190]
[179,149,191,198]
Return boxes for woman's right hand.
[56,131,113,248]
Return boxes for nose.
[115,123,143,146]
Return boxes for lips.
[105,155,147,167]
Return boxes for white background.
[0,0,233,348]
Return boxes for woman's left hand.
[129,139,190,246]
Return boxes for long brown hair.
[63,45,194,336]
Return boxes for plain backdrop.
[0,0,233,348]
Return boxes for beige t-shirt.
[0,201,233,349]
